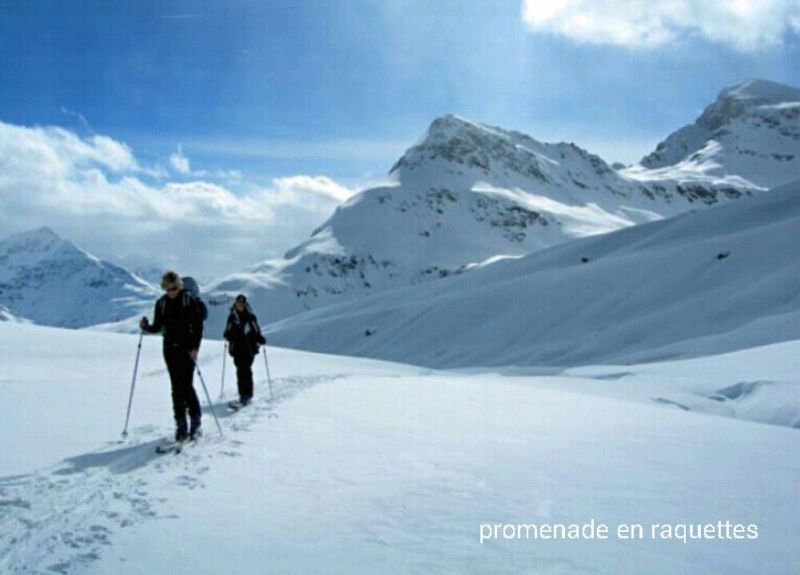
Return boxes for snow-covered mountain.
[630,79,800,189]
[205,80,800,330]
[0,227,157,328]
[266,178,800,368]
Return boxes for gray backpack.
[182,277,208,322]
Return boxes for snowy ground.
[0,323,798,574]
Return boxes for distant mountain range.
[2,79,798,337]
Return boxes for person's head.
[160,271,183,299]
[234,293,247,312]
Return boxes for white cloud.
[169,144,191,174]
[521,0,800,52]
[0,122,139,180]
[0,119,358,277]
[166,146,244,183]
[272,175,356,204]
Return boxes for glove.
[257,334,266,345]
[139,317,149,330]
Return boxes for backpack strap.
[248,315,260,335]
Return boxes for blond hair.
[159,270,183,291]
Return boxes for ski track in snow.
[0,372,341,575]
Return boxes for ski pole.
[219,342,227,400]
[262,346,273,400]
[121,330,145,439]
[193,359,224,437]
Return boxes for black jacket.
[223,307,265,356]
[145,289,204,351]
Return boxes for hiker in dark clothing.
[223,294,266,407]
[139,271,204,441]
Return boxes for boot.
[189,417,202,440]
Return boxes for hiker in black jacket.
[223,294,266,407]
[139,271,204,441]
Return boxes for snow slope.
[634,79,800,189]
[0,227,156,328]
[0,323,798,574]
[265,179,800,368]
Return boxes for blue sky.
[1,0,799,276]
[4,1,799,173]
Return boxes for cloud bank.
[0,120,356,278]
[521,0,800,52]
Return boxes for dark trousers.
[233,350,255,402]
[164,346,201,433]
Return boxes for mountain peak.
[389,114,545,181]
[419,114,526,149]
[424,114,490,138]
[1,226,68,255]
[639,78,800,184]
[718,79,800,105]
[696,79,800,133]
[12,226,61,241]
